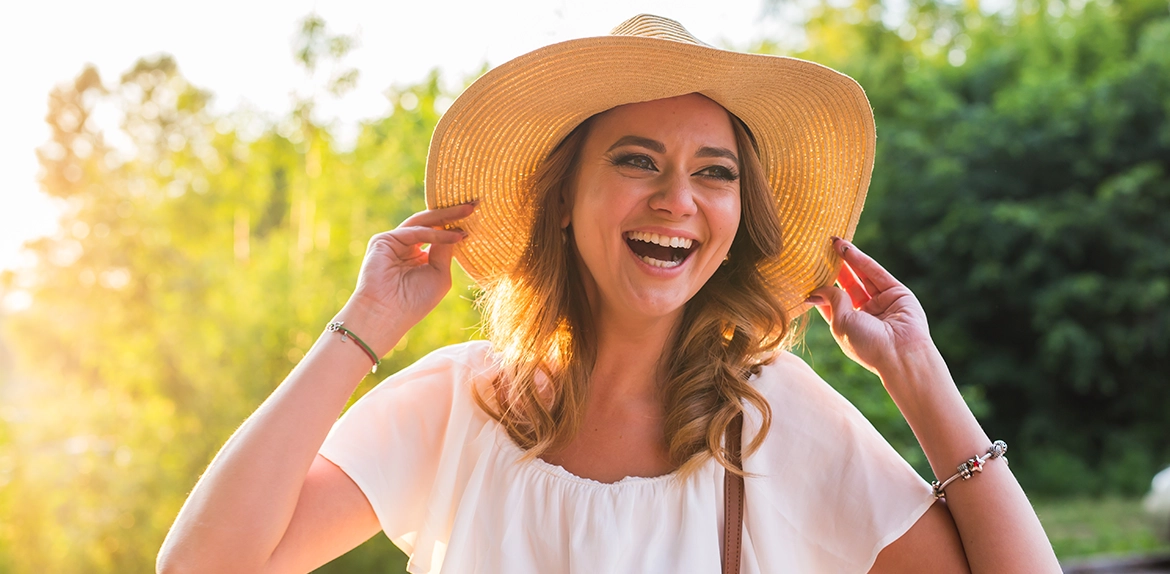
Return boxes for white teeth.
[626,231,694,249]
[638,255,682,268]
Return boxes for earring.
[721,254,730,266]
[561,227,568,245]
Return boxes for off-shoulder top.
[319,341,935,573]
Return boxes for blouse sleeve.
[742,351,936,573]
[318,340,495,564]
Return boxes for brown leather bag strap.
[722,413,744,574]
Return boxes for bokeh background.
[1,0,1168,571]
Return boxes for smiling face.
[566,94,742,324]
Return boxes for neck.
[588,303,682,406]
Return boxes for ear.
[559,182,574,228]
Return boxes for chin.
[624,289,697,320]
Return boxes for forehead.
[587,94,736,147]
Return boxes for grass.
[1035,497,1170,559]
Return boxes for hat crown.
[609,14,712,47]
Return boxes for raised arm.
[156,203,474,574]
[806,237,1061,574]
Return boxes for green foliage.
[0,33,472,572]
[312,535,407,574]
[779,0,1170,497]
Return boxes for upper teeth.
[627,231,693,249]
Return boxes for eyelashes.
[700,165,740,182]
[610,152,657,171]
[608,153,740,182]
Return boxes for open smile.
[624,231,699,269]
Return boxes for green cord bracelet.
[326,321,381,374]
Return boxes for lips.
[624,231,698,268]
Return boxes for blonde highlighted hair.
[476,108,790,477]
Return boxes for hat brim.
[425,35,873,314]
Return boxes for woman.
[158,15,1061,573]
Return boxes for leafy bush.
[788,0,1170,497]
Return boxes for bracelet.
[326,321,381,374]
[931,440,1008,499]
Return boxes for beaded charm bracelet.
[931,440,1008,499]
[326,321,381,374]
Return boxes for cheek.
[570,174,639,232]
[568,186,613,260]
[569,170,603,221]
[710,194,742,245]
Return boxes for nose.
[648,171,697,219]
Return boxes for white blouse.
[319,341,935,573]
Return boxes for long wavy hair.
[475,106,790,476]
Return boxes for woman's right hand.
[342,202,476,354]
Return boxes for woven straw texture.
[425,14,874,313]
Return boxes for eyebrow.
[606,135,739,163]
[696,146,738,163]
[607,135,665,154]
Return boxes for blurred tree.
[773,0,1170,496]
[294,13,361,97]
[0,19,472,573]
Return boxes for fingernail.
[830,236,841,243]
[805,295,826,305]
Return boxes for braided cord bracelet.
[326,321,381,374]
[931,440,1009,499]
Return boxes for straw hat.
[425,14,874,313]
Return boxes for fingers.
[807,285,850,326]
[369,226,466,259]
[831,237,901,294]
[399,202,477,229]
[847,257,881,297]
[836,262,871,309]
[384,203,475,272]
[393,226,467,245]
[427,236,456,272]
[808,237,902,318]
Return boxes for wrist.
[877,344,994,481]
[332,299,409,358]
[877,342,964,419]
[325,321,384,374]
[876,340,946,390]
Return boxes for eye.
[696,165,739,182]
[611,153,657,171]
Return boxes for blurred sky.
[0,0,795,276]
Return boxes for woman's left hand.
[807,237,935,379]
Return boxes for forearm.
[880,344,1060,573]
[158,304,404,572]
